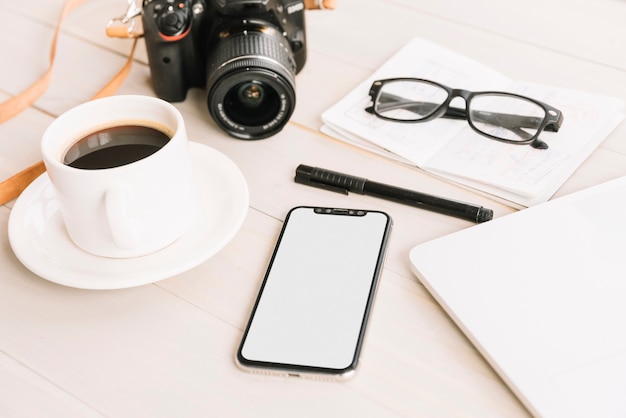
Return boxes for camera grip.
[145,41,190,102]
[142,0,199,102]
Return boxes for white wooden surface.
[1,0,625,416]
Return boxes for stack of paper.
[321,38,624,207]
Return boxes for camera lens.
[222,80,280,126]
[236,82,265,109]
[206,22,297,140]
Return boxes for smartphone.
[236,206,392,380]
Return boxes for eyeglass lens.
[374,80,547,143]
[374,80,447,121]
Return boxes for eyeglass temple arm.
[437,107,552,150]
[367,99,551,148]
[440,108,551,149]
[448,108,561,132]
[368,96,561,132]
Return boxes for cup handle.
[105,183,139,250]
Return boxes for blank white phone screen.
[240,207,390,371]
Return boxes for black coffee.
[64,125,171,170]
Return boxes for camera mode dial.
[155,1,192,37]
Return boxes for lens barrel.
[206,24,297,140]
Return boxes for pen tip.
[477,208,494,223]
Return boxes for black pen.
[295,164,493,223]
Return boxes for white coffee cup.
[41,95,198,258]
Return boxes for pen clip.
[295,165,349,195]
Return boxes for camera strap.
[304,0,336,9]
[0,0,335,205]
[1,0,335,126]
[0,0,139,205]
[0,0,141,125]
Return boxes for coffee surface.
[64,125,170,170]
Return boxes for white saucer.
[8,141,249,290]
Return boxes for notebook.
[409,176,626,417]
[321,38,625,208]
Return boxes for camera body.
[142,0,307,139]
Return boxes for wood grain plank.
[1,0,625,416]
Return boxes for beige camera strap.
[0,0,335,206]
[304,0,336,9]
[0,0,140,125]
[0,30,139,205]
[0,0,140,205]
[1,0,83,124]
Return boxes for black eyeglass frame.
[365,78,564,149]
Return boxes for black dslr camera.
[142,0,307,139]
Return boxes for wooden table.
[2,0,625,416]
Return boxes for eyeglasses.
[365,78,564,149]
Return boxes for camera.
[142,0,307,140]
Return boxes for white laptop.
[409,176,626,418]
